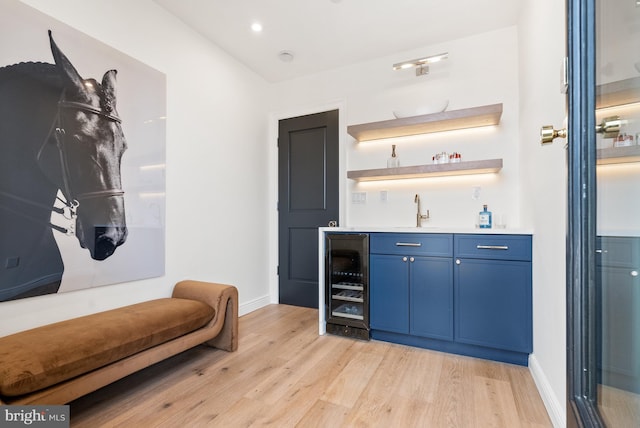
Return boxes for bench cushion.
[0,298,214,397]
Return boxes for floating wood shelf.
[347,159,503,181]
[596,76,640,109]
[597,145,640,165]
[347,103,503,142]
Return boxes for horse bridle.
[54,99,125,201]
[0,96,125,235]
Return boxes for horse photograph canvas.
[0,1,166,302]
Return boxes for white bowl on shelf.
[393,100,449,119]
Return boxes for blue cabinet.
[370,233,453,340]
[596,236,640,394]
[369,232,532,366]
[410,256,453,340]
[454,234,532,359]
[455,258,532,353]
[370,254,409,333]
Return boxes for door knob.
[540,116,621,145]
[540,126,567,145]
[595,116,621,138]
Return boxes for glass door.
[325,233,370,340]
[594,0,640,425]
[566,0,640,426]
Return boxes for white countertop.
[319,226,534,235]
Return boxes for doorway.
[566,0,640,426]
[278,110,339,308]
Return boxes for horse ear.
[101,70,118,112]
[48,30,88,100]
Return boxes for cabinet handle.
[396,242,422,247]
[456,259,461,265]
[595,249,608,254]
[632,271,638,277]
[410,257,415,262]
[476,245,509,250]
[402,257,408,262]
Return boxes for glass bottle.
[387,145,399,168]
[478,204,492,229]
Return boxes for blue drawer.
[597,236,640,268]
[454,234,532,261]
[370,233,453,257]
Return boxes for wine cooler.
[325,233,369,340]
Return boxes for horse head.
[40,32,128,260]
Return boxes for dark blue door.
[455,258,532,353]
[278,110,339,308]
[410,256,453,340]
[370,254,408,333]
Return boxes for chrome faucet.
[414,194,430,227]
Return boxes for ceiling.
[154,0,521,83]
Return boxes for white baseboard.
[239,294,271,316]
[529,354,566,428]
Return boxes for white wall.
[1,3,569,426]
[595,0,640,236]
[270,27,521,231]
[518,1,567,426]
[0,0,272,336]
[268,13,568,427]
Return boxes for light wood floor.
[598,384,640,427]
[70,304,552,427]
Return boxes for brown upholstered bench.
[0,280,238,405]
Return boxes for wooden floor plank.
[296,400,350,428]
[69,304,552,427]
[472,375,522,428]
[320,351,384,407]
[507,363,554,426]
[250,337,360,426]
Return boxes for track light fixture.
[392,52,448,76]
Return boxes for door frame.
[267,99,347,304]
[566,0,605,425]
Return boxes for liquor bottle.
[479,204,492,229]
[387,145,399,168]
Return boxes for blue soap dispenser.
[479,204,492,229]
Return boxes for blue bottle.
[479,204,492,228]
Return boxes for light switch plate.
[351,192,367,204]
[472,186,481,200]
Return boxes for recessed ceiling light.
[251,22,263,32]
[278,51,295,63]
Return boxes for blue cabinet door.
[370,254,409,333]
[410,257,453,340]
[455,258,532,353]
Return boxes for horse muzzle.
[78,224,128,261]
[95,226,128,260]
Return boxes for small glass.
[495,213,507,229]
